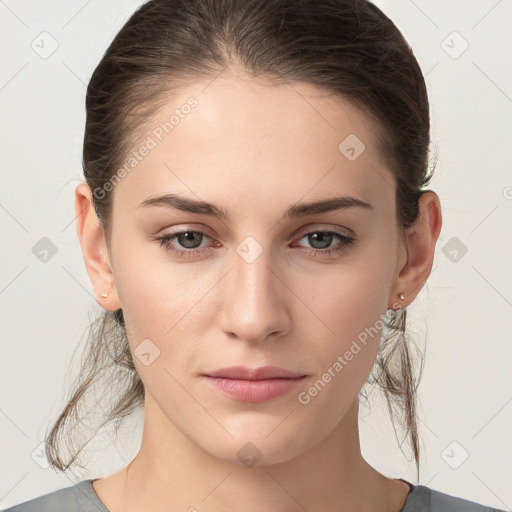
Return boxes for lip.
[204,365,306,380]
[203,376,307,403]
[202,366,307,403]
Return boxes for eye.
[155,230,216,258]
[292,229,355,257]
[154,227,355,259]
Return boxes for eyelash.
[155,228,355,259]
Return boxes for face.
[103,73,404,466]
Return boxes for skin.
[75,69,442,512]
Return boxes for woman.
[3,0,506,511]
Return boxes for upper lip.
[203,365,306,380]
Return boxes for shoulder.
[401,484,507,512]
[1,480,108,512]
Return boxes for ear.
[388,190,442,310]
[74,181,122,311]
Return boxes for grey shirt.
[1,478,507,512]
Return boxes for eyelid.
[294,223,354,239]
[156,225,356,252]
[157,223,354,242]
[157,224,217,239]
[155,223,357,260]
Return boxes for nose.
[216,240,292,344]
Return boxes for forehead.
[113,72,395,218]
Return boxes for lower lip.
[203,376,306,403]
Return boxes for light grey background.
[0,0,511,510]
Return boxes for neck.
[94,396,410,512]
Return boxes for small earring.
[398,293,405,300]
[100,291,109,298]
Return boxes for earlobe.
[389,190,443,309]
[74,181,121,311]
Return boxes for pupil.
[310,232,332,249]
[180,232,201,248]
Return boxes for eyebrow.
[138,193,373,221]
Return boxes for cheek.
[294,252,391,337]
[112,236,187,326]
[111,238,217,364]
[290,255,392,393]
[112,226,393,385]
[293,296,385,422]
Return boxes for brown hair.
[45,0,435,482]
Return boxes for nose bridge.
[218,234,289,341]
[236,236,274,300]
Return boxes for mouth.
[201,366,307,403]
[203,365,306,380]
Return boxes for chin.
[197,426,314,468]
